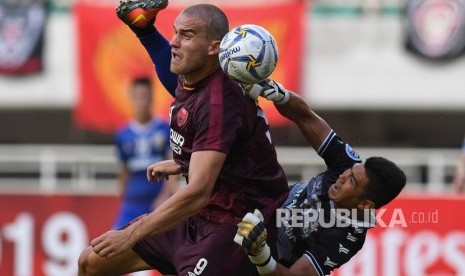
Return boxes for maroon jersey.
[168,69,288,225]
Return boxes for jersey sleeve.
[138,29,178,96]
[316,130,363,171]
[303,229,365,276]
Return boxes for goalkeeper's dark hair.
[362,157,406,209]
[182,4,229,40]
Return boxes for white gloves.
[234,209,277,275]
[243,79,290,105]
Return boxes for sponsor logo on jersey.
[170,129,185,155]
[303,217,319,236]
[339,243,350,254]
[324,257,338,268]
[345,144,361,161]
[177,107,188,127]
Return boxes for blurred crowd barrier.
[0,145,459,194]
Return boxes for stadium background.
[1,0,465,275]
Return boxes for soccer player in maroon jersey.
[77,2,288,275]
[234,81,406,276]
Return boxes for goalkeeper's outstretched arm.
[274,91,331,152]
[246,81,331,151]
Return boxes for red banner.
[0,194,162,276]
[334,194,465,276]
[74,2,306,132]
[1,194,464,275]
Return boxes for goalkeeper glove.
[234,209,277,275]
[243,79,290,105]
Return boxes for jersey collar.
[180,68,223,93]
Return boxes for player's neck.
[136,114,152,125]
[183,63,219,85]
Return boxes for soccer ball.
[218,24,279,84]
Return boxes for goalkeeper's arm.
[274,91,330,152]
[245,81,331,152]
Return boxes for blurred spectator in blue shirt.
[113,76,178,229]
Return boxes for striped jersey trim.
[317,130,335,156]
[303,251,325,276]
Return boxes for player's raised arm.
[246,81,331,151]
[116,0,178,96]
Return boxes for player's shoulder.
[289,182,309,195]
[207,72,250,106]
[319,132,362,167]
[115,124,131,138]
[150,117,170,128]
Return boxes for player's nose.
[169,34,181,47]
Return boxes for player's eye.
[183,33,194,39]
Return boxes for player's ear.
[208,40,221,55]
[357,199,375,210]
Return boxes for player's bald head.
[181,4,229,40]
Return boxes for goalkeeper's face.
[169,12,220,84]
[328,163,370,209]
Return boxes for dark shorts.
[132,215,259,276]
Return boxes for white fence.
[0,145,459,194]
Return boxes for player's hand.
[234,209,277,274]
[241,79,289,105]
[234,209,268,256]
[116,0,168,28]
[147,160,182,183]
[91,228,136,258]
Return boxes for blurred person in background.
[453,135,465,192]
[113,76,178,229]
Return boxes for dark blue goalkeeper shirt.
[138,29,177,96]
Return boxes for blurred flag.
[74,1,306,132]
[404,0,465,60]
[0,1,49,76]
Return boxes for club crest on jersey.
[345,144,361,161]
[177,107,188,127]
